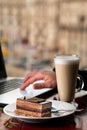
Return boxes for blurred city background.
[0,0,87,77]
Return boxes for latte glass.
[54,54,83,102]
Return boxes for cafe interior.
[0,0,87,130]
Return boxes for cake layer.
[16,108,51,117]
[16,105,51,113]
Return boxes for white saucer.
[3,100,76,123]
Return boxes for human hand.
[20,70,57,90]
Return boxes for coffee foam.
[54,55,80,64]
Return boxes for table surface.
[0,89,87,130]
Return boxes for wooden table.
[0,90,87,130]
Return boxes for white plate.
[3,100,76,123]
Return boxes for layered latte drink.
[54,54,80,102]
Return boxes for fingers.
[20,78,38,90]
[20,75,44,90]
[33,83,46,89]
[23,70,38,83]
[20,82,29,90]
[33,81,52,89]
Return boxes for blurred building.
[0,0,87,69]
[58,0,87,67]
[0,0,29,42]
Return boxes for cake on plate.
[16,96,52,117]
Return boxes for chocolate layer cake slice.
[16,96,52,117]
